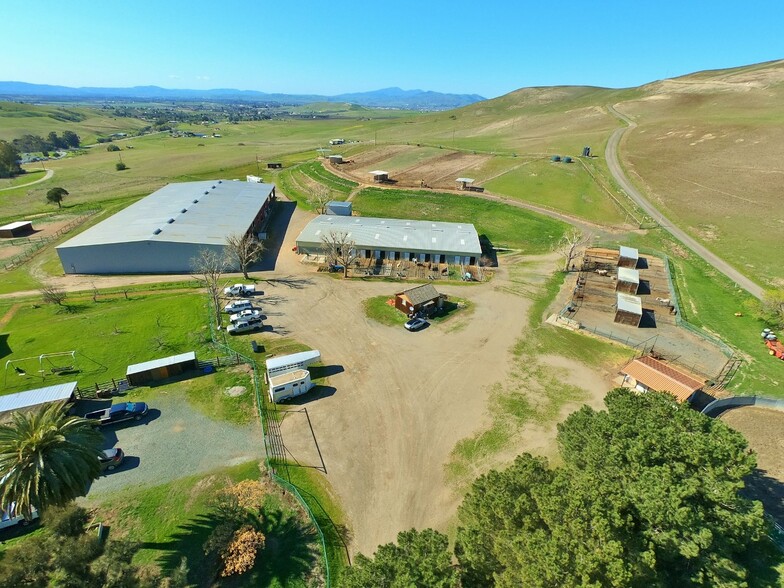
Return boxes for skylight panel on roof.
[432,237,437,243]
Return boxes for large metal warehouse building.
[295,215,482,265]
[56,180,275,274]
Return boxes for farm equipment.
[762,329,784,360]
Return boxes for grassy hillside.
[0,101,148,144]
[615,60,784,285]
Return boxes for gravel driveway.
[86,391,264,498]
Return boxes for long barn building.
[295,215,482,265]
[56,181,275,274]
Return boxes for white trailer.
[265,350,321,378]
[268,369,313,402]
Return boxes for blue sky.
[4,1,782,98]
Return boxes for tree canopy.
[341,528,458,588]
[46,186,69,208]
[0,402,103,516]
[0,140,21,178]
[455,388,772,587]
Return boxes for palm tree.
[0,402,104,517]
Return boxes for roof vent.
[167,218,175,224]
[218,180,222,184]
[181,208,187,213]
[211,185,216,189]
[204,191,209,195]
[193,199,199,203]
[153,228,162,235]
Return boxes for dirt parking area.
[720,407,784,525]
[83,389,264,499]
[264,205,616,556]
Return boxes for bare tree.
[556,228,593,272]
[320,231,358,278]
[308,184,331,214]
[225,233,264,279]
[191,249,227,327]
[41,285,67,307]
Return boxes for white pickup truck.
[223,283,256,297]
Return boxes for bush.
[106,144,120,152]
[115,162,127,171]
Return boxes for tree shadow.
[744,468,784,528]
[0,334,11,360]
[265,276,314,289]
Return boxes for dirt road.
[0,168,53,192]
[605,104,763,299]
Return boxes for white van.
[0,503,39,529]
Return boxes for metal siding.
[0,382,77,413]
[58,241,229,274]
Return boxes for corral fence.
[2,210,100,270]
[207,308,332,586]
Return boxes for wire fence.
[2,210,100,270]
[206,305,332,586]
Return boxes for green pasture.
[0,169,47,189]
[0,291,211,394]
[485,158,626,224]
[352,188,568,252]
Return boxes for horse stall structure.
[618,246,639,269]
[126,352,198,386]
[395,284,445,317]
[620,355,705,404]
[0,382,77,421]
[616,267,640,294]
[615,293,643,327]
[0,221,33,238]
[369,170,389,183]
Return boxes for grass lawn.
[352,188,568,253]
[0,169,47,189]
[364,294,473,328]
[85,460,322,587]
[0,291,213,394]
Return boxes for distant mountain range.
[0,82,485,110]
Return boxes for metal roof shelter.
[56,181,275,274]
[615,292,643,327]
[369,170,389,182]
[621,356,703,403]
[126,352,197,386]
[295,215,482,260]
[456,177,475,190]
[0,221,33,238]
[618,246,639,268]
[0,382,77,414]
[616,267,640,294]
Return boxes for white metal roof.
[269,368,310,387]
[296,215,482,256]
[617,267,640,284]
[0,221,32,231]
[56,181,274,248]
[619,246,639,260]
[0,382,77,413]
[126,351,197,376]
[265,350,321,371]
[616,293,642,315]
[455,178,475,183]
[369,170,389,175]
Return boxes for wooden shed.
[0,221,33,238]
[621,355,704,403]
[395,284,445,316]
[616,267,640,294]
[618,246,639,269]
[126,352,198,386]
[328,154,344,164]
[614,293,642,327]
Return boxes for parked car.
[99,448,125,471]
[229,309,262,324]
[224,299,253,314]
[404,317,428,331]
[0,503,38,529]
[86,402,148,426]
[223,284,256,297]
[227,317,263,335]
